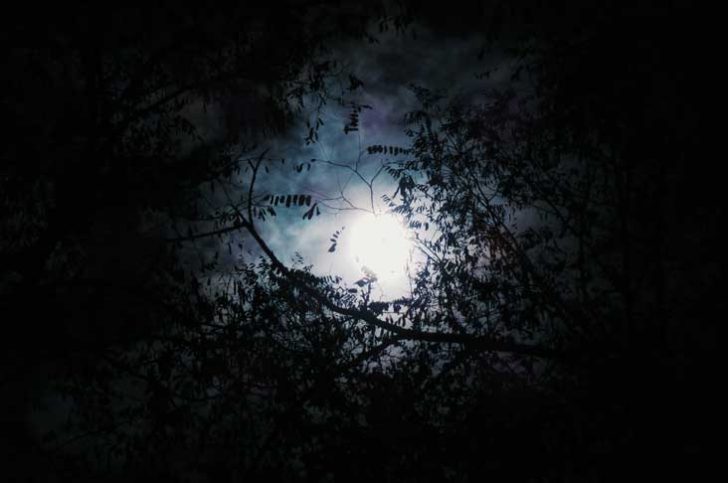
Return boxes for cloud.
[203,24,511,298]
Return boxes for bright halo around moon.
[349,213,412,281]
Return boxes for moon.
[348,213,412,282]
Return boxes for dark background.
[1,2,718,481]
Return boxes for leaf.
[348,74,364,91]
[302,203,317,220]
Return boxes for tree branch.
[238,211,561,360]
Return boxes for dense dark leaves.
[1,3,714,481]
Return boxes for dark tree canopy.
[1,3,717,482]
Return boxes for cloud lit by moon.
[232,28,497,301]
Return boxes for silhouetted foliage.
[1,2,716,481]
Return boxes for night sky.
[1,2,718,481]
[202,27,505,298]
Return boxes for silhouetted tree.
[0,3,410,480]
[1,3,715,481]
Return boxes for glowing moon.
[349,213,412,281]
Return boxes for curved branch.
[238,213,561,360]
[247,148,269,225]
[163,149,564,361]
